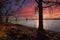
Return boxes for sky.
[16,0,60,19]
[15,0,38,19]
[43,6,60,19]
[2,0,60,19]
[43,0,60,19]
[2,0,38,19]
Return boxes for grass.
[0,22,60,40]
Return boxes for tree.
[35,0,60,40]
[0,0,5,22]
[1,0,26,23]
[35,0,45,40]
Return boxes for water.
[9,19,60,32]
[43,20,60,32]
[9,20,39,28]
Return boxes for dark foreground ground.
[0,22,60,40]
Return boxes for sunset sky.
[43,6,60,19]
[15,0,60,19]
[43,0,60,19]
[15,0,38,19]
[2,0,60,19]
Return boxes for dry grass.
[0,22,60,40]
[0,22,37,40]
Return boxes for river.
[9,20,60,32]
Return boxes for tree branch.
[35,0,39,4]
[43,1,60,8]
[43,1,60,5]
[43,4,55,8]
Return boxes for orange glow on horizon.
[43,7,60,19]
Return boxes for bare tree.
[0,0,6,22]
[35,0,60,40]
[35,0,45,40]
[1,0,26,23]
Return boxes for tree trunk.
[5,16,9,23]
[37,0,43,40]
[0,16,3,22]
[0,8,3,22]
[36,0,46,40]
[0,0,5,23]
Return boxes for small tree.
[1,0,26,23]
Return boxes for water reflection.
[9,20,39,28]
[43,20,60,32]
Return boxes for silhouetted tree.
[1,0,26,23]
[35,0,45,40]
[35,0,60,40]
[0,0,5,22]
